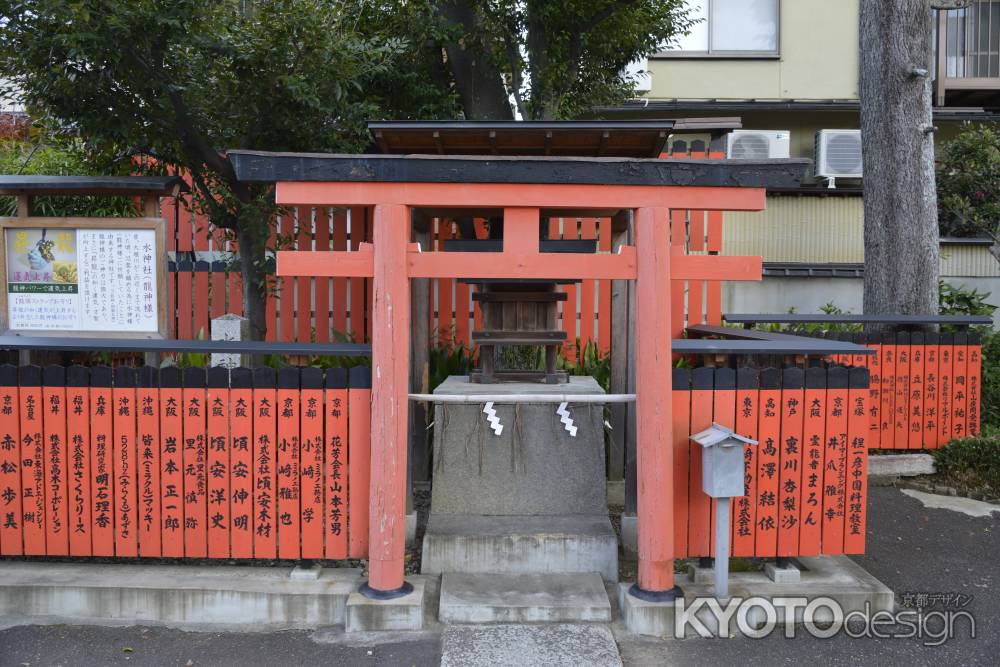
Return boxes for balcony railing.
[935,1,1000,106]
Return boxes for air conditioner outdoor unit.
[815,129,863,186]
[725,130,791,160]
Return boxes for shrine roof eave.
[0,175,187,197]
[229,151,809,190]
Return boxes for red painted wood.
[924,344,940,448]
[880,341,896,449]
[939,341,953,445]
[732,378,759,558]
[799,383,826,557]
[672,382,690,558]
[952,341,969,440]
[777,379,804,557]
[368,203,410,591]
[436,220,454,345]
[19,384,45,555]
[66,383,91,556]
[755,386,781,558]
[210,269,226,320]
[347,386,370,559]
[89,385,114,557]
[908,342,925,449]
[253,385,278,559]
[325,389,349,559]
[634,207,676,590]
[300,388,325,559]
[893,337,910,450]
[229,388,254,558]
[276,387,301,559]
[136,385,160,556]
[968,344,982,437]
[705,281,722,326]
[297,207,314,343]
[177,269,193,340]
[43,383,69,555]
[332,209,348,336]
[349,207,368,342]
[159,387,184,557]
[580,218,597,348]
[867,342,882,450]
[597,217,612,354]
[207,386,230,559]
[0,385,22,555]
[688,384,713,557]
[112,383,138,557]
[844,379,869,553]
[670,210,686,338]
[821,385,848,555]
[314,208,331,342]
[182,384,207,558]
[265,288,278,342]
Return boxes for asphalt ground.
[1,486,997,666]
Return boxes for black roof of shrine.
[0,175,187,197]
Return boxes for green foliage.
[937,123,1000,240]
[429,338,475,392]
[939,281,997,334]
[0,140,137,217]
[979,331,1000,430]
[932,436,1000,493]
[557,340,610,392]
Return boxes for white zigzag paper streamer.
[483,401,503,436]
[557,402,578,437]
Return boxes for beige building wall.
[648,0,860,101]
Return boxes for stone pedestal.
[422,376,618,585]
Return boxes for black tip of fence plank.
[828,366,849,389]
[300,367,323,390]
[0,364,17,386]
[852,332,867,345]
[714,367,736,390]
[211,261,227,272]
[43,364,65,386]
[253,366,276,388]
[159,366,182,388]
[672,367,690,390]
[183,366,206,388]
[911,331,924,346]
[925,332,939,345]
[969,331,982,345]
[90,365,113,387]
[326,367,348,389]
[737,367,759,390]
[231,367,253,389]
[19,365,41,387]
[115,366,136,387]
[954,331,968,345]
[349,365,372,389]
[138,366,157,389]
[760,367,781,390]
[837,332,853,342]
[939,332,953,345]
[849,366,870,389]
[207,366,230,389]
[881,331,896,345]
[805,366,826,389]
[782,366,804,389]
[177,259,193,272]
[194,260,210,272]
[692,366,714,390]
[896,331,910,345]
[278,367,300,389]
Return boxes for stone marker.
[211,314,251,368]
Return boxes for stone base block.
[439,572,612,624]
[421,514,618,582]
[0,562,361,631]
[868,453,935,480]
[406,511,418,546]
[686,564,714,584]
[345,579,427,632]
[765,561,801,583]
[621,555,894,638]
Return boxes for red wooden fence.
[0,364,370,559]
[672,365,871,558]
[824,331,982,449]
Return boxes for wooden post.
[631,206,679,598]
[409,212,432,484]
[364,203,411,597]
[609,210,631,485]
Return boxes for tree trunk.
[236,221,269,342]
[437,0,513,120]
[860,0,940,319]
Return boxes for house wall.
[648,0,860,101]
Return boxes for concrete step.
[421,514,619,582]
[0,562,362,631]
[439,572,612,624]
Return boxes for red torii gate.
[230,150,806,600]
